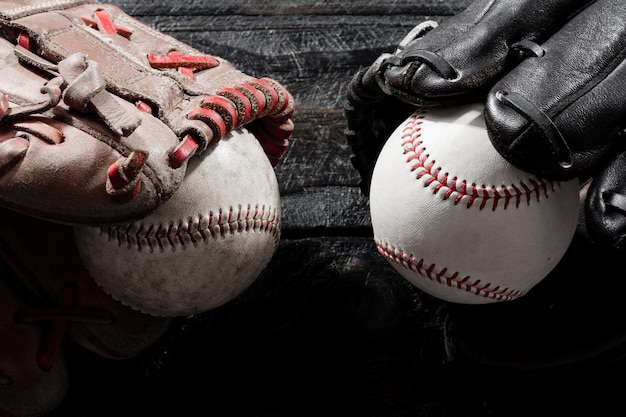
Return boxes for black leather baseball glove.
[345,0,626,253]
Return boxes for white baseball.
[73,128,281,317]
[369,103,579,304]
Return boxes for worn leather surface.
[0,35,188,225]
[380,0,591,106]
[0,0,294,225]
[485,0,626,180]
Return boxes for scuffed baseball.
[73,128,281,316]
[369,103,579,304]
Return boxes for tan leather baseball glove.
[0,0,294,226]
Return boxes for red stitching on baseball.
[376,240,525,302]
[103,204,280,253]
[402,111,559,211]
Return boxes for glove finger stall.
[380,0,591,105]
[585,151,626,253]
[0,1,294,164]
[0,36,186,225]
[343,0,592,196]
[485,0,626,180]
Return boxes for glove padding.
[0,0,294,225]
[345,0,626,253]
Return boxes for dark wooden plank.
[276,109,359,189]
[276,107,373,230]
[279,186,371,234]
[105,1,473,230]
[104,0,474,119]
[113,10,452,107]
[112,1,471,17]
[36,2,626,417]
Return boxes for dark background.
[46,1,626,416]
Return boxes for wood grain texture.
[96,0,469,231]
[43,1,626,416]
[108,0,472,232]
[45,2,473,416]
